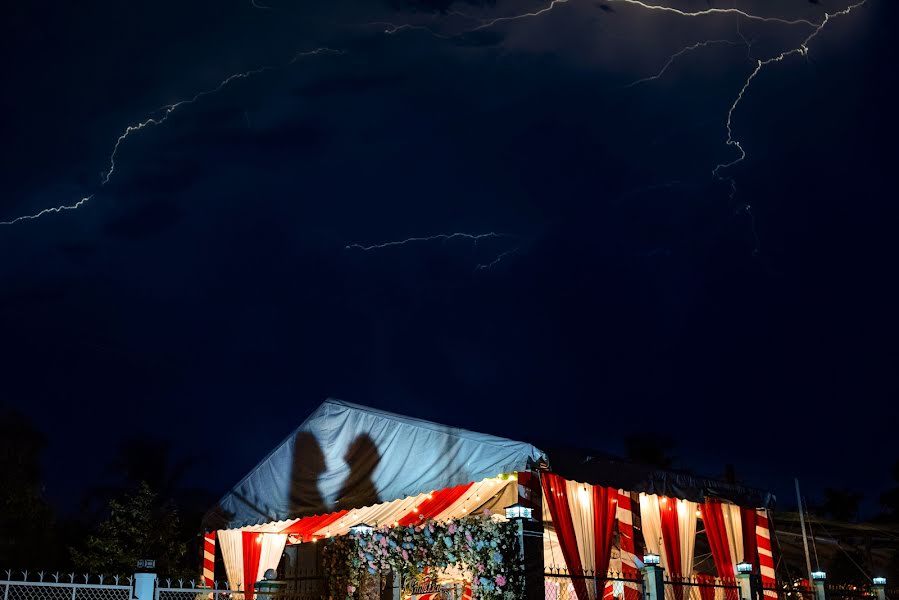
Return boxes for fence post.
[505,501,543,600]
[737,572,752,600]
[134,572,158,600]
[811,572,826,600]
[871,578,886,600]
[640,555,664,600]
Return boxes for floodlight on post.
[504,503,534,521]
[872,578,887,600]
[349,523,374,535]
[872,578,886,587]
[643,553,661,566]
[735,560,754,600]
[812,572,827,582]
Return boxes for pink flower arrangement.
[494,575,506,588]
[347,585,356,594]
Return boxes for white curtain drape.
[638,494,665,567]
[567,480,597,574]
[218,529,244,589]
[676,499,698,577]
[722,503,744,570]
[256,534,288,581]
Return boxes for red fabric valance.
[398,483,473,526]
[280,509,349,541]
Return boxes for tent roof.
[204,399,546,530]
[545,446,775,509]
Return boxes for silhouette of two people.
[289,432,381,517]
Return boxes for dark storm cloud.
[56,241,99,261]
[0,0,895,516]
[294,72,409,97]
[103,199,183,240]
[385,0,495,11]
[451,30,507,47]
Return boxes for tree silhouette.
[71,483,189,577]
[880,460,899,520]
[820,488,863,522]
[623,432,677,469]
[0,409,54,568]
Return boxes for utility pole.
[795,478,814,582]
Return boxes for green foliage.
[71,482,189,578]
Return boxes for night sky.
[1,0,896,517]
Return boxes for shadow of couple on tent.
[289,432,381,518]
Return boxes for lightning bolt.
[462,0,863,255]
[469,0,820,32]
[346,232,519,271]
[624,39,745,88]
[365,21,452,39]
[1,48,341,227]
[475,247,519,272]
[0,195,94,226]
[713,1,868,198]
[346,232,510,251]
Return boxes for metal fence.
[154,581,325,600]
[662,576,740,600]
[1,572,132,600]
[544,570,644,600]
[825,584,879,600]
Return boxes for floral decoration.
[324,512,523,600]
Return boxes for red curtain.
[542,473,589,600]
[398,483,474,526]
[659,498,684,600]
[659,498,683,576]
[740,508,759,569]
[241,531,263,599]
[700,500,738,600]
[280,509,349,542]
[593,486,617,580]
[700,501,733,579]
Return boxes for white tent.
[206,399,546,531]
[204,399,547,590]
